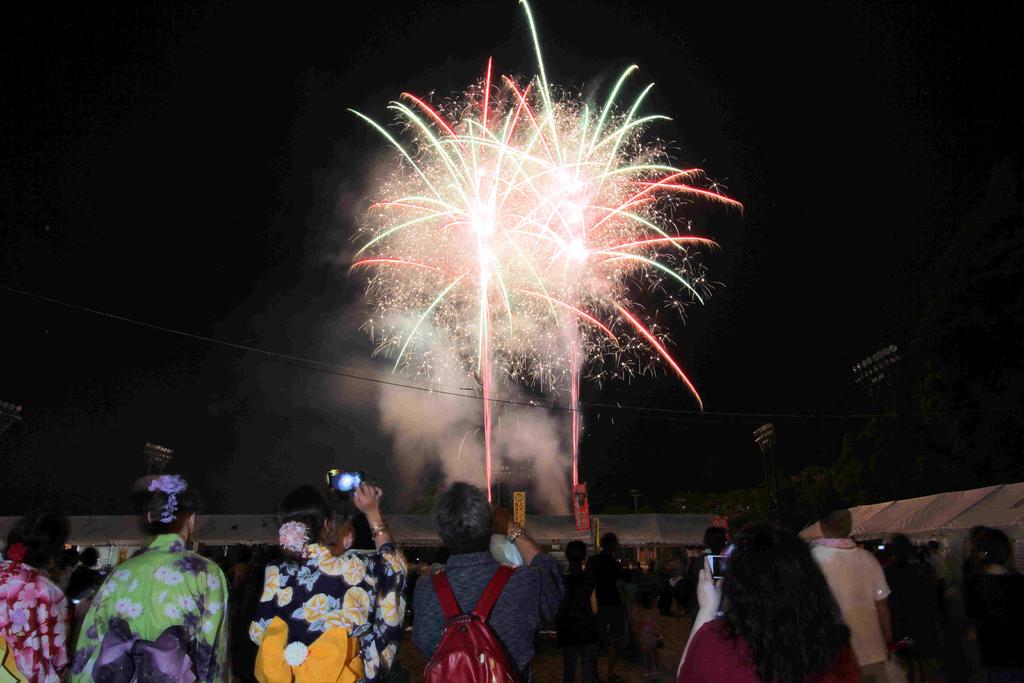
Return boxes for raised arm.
[354,483,407,676]
[354,484,394,549]
[678,558,721,677]
[503,521,564,619]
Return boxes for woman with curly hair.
[71,475,229,682]
[677,523,857,683]
[248,483,406,683]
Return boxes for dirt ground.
[395,612,693,683]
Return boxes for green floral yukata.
[70,534,228,682]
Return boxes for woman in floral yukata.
[249,483,406,683]
[70,475,228,682]
[0,510,70,682]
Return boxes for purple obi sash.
[93,618,197,683]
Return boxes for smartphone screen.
[708,554,727,579]
[326,469,363,492]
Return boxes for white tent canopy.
[800,482,1024,541]
[0,513,718,549]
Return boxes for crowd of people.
[1,474,1022,682]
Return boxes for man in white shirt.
[811,509,893,682]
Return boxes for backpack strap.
[431,570,463,619]
[472,565,515,620]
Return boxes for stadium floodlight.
[143,442,175,474]
[853,345,901,396]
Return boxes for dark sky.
[2,1,1020,514]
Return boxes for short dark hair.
[704,526,728,553]
[722,523,850,683]
[80,547,99,568]
[433,482,492,555]
[133,475,200,536]
[60,547,80,571]
[565,540,587,568]
[889,534,914,563]
[976,528,1012,568]
[5,509,70,569]
[820,509,852,539]
[600,532,619,553]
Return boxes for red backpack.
[424,565,521,683]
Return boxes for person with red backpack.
[412,483,564,682]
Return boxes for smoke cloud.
[374,338,571,513]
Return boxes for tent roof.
[939,482,1024,533]
[856,485,1001,537]
[0,513,717,548]
[800,482,1024,541]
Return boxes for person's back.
[813,544,889,662]
[0,510,70,683]
[66,548,101,602]
[248,484,406,683]
[966,571,1024,668]
[74,535,227,676]
[884,537,941,658]
[677,524,857,683]
[412,483,563,681]
[964,529,1024,671]
[811,510,891,675]
[557,573,598,644]
[71,475,228,682]
[588,549,623,608]
[556,541,598,683]
[680,620,858,683]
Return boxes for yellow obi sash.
[0,637,29,683]
[254,617,364,683]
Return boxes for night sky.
[2,1,1020,515]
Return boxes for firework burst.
[350,1,740,495]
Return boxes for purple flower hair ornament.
[148,475,188,524]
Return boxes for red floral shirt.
[0,559,69,683]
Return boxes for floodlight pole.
[754,422,778,517]
[853,345,903,495]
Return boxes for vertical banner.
[572,483,591,531]
[513,491,527,527]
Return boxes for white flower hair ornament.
[279,521,309,554]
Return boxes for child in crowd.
[631,590,664,678]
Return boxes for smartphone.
[326,469,364,493]
[877,544,885,551]
[707,554,727,579]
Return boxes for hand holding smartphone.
[707,554,727,580]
